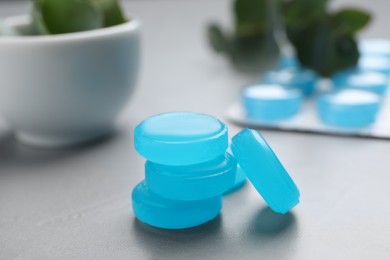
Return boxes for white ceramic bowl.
[0,15,140,147]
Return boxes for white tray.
[226,93,390,140]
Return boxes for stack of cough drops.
[132,112,300,229]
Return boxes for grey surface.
[1,0,390,259]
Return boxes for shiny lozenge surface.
[317,89,381,128]
[242,85,302,122]
[231,129,300,214]
[359,56,390,74]
[359,38,390,58]
[134,112,228,165]
[262,68,318,96]
[332,70,388,95]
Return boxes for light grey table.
[1,0,390,259]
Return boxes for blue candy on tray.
[358,56,390,75]
[359,38,390,58]
[262,67,318,96]
[278,55,299,69]
[242,84,303,122]
[132,112,301,229]
[332,70,389,95]
[317,89,381,128]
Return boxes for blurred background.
[2,1,390,259]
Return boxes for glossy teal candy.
[132,181,222,229]
[145,153,237,200]
[262,68,318,96]
[359,56,390,74]
[359,38,390,58]
[223,164,247,195]
[243,84,302,121]
[278,55,299,69]
[134,112,228,165]
[317,89,381,128]
[231,129,300,214]
[332,70,388,95]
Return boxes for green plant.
[208,0,371,77]
[32,0,127,35]
[281,0,371,77]
[208,0,279,71]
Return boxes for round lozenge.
[359,38,390,58]
[359,56,390,74]
[278,55,299,69]
[146,153,237,200]
[332,70,388,95]
[243,84,302,121]
[132,181,222,229]
[134,112,228,165]
[231,129,300,214]
[317,89,381,128]
[262,68,318,96]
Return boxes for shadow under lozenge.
[240,206,299,259]
[133,214,222,240]
[133,215,225,259]
[246,206,296,237]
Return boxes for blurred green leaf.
[93,0,127,27]
[234,0,269,36]
[31,0,128,35]
[282,0,328,28]
[38,0,104,34]
[289,20,359,77]
[31,0,50,35]
[207,0,369,76]
[229,33,275,71]
[207,23,229,53]
[332,8,371,35]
